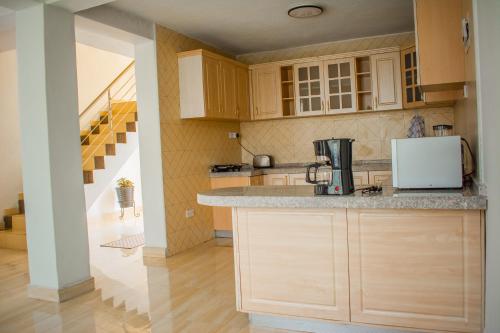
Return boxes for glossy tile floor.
[0,213,290,333]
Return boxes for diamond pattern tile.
[156,25,241,255]
[241,108,455,163]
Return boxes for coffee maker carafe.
[306,138,355,195]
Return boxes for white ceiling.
[108,0,414,55]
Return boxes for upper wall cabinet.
[295,62,325,116]
[414,0,465,92]
[371,52,403,111]
[177,49,249,120]
[251,64,283,120]
[323,59,357,114]
[401,46,461,108]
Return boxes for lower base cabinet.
[233,207,483,333]
[211,176,263,230]
[235,208,350,321]
[348,209,483,333]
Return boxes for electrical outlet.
[185,208,195,218]
[228,132,239,139]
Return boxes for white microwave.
[391,136,462,189]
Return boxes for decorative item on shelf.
[407,112,425,138]
[115,177,140,219]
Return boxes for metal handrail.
[79,61,135,120]
[81,94,137,166]
[80,79,136,145]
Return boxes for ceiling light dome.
[288,5,323,18]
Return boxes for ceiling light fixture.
[288,5,323,18]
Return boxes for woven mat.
[101,233,144,249]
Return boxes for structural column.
[16,3,93,302]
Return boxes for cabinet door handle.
[374,96,378,110]
[321,100,324,111]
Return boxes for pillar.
[16,3,93,302]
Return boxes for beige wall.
[237,32,415,65]
[75,42,133,114]
[453,0,478,172]
[238,32,455,164]
[241,108,454,164]
[0,50,23,213]
[155,25,241,255]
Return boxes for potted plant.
[115,177,139,219]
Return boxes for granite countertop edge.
[197,187,487,210]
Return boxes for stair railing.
[79,61,136,146]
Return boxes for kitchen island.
[198,186,486,333]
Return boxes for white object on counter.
[392,136,462,189]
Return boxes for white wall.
[0,50,23,213]
[0,43,133,216]
[87,147,142,218]
[473,0,500,332]
[75,42,132,114]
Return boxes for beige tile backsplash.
[240,108,455,164]
[155,25,241,255]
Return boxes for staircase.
[0,193,27,250]
[0,62,137,250]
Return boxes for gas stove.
[210,164,248,173]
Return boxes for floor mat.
[101,233,144,249]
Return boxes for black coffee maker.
[306,138,355,195]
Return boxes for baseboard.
[28,277,95,303]
[142,246,167,258]
[250,314,413,333]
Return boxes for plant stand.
[116,187,140,220]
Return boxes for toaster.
[253,155,274,168]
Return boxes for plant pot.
[116,186,134,208]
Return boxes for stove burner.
[211,164,246,173]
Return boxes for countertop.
[198,185,487,210]
[209,160,392,178]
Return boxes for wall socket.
[185,208,195,218]
[228,132,239,139]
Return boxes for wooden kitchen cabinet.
[414,0,465,92]
[348,209,482,332]
[401,46,461,108]
[236,66,251,121]
[263,173,288,186]
[235,208,350,321]
[323,58,356,114]
[220,60,237,119]
[210,176,263,230]
[251,64,282,120]
[178,49,248,120]
[288,173,308,185]
[371,51,403,111]
[295,61,325,116]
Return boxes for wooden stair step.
[0,229,27,250]
[11,214,25,233]
[83,170,94,184]
[116,132,127,144]
[126,122,136,132]
[105,144,116,156]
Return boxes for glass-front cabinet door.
[294,62,325,116]
[323,58,356,114]
[401,46,424,108]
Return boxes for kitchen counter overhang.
[198,185,487,210]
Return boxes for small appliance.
[305,138,355,195]
[253,155,274,168]
[392,136,462,189]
